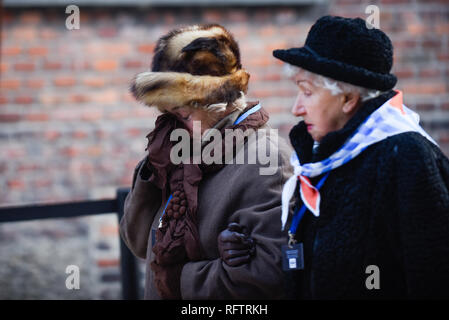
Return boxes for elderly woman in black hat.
[268,15,449,299]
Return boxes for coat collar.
[289,90,397,165]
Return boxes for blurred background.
[0,0,448,299]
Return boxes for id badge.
[282,243,304,271]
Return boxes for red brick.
[108,110,129,119]
[439,132,449,144]
[2,47,21,56]
[12,27,37,40]
[227,9,247,23]
[26,79,45,89]
[26,113,49,121]
[1,10,14,24]
[14,96,34,104]
[137,43,156,54]
[83,77,105,88]
[422,39,442,49]
[407,23,427,35]
[0,114,21,122]
[72,131,88,139]
[418,68,441,78]
[14,63,35,72]
[44,131,62,141]
[40,28,59,39]
[97,259,119,267]
[0,62,7,73]
[203,9,222,23]
[53,77,76,87]
[87,146,102,156]
[438,53,449,61]
[43,61,63,70]
[395,67,415,79]
[123,60,144,69]
[394,40,419,49]
[0,95,8,104]
[33,179,52,188]
[435,23,449,35]
[93,60,117,72]
[259,26,276,37]
[402,82,446,95]
[0,79,20,90]
[91,90,119,104]
[69,94,89,103]
[100,225,119,236]
[415,103,435,111]
[247,57,272,67]
[126,128,141,137]
[28,47,48,56]
[61,147,81,157]
[7,180,25,190]
[20,11,41,24]
[98,27,117,37]
[39,94,63,106]
[81,111,103,121]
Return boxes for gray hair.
[283,63,384,102]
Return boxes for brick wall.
[1,0,448,299]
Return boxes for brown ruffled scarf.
[146,102,268,299]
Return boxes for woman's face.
[291,71,352,142]
[170,107,214,135]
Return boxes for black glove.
[218,222,255,267]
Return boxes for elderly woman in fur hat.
[271,16,449,299]
[237,16,449,299]
[119,24,293,299]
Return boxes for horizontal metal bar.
[0,199,118,223]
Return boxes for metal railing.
[0,187,141,300]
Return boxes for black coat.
[286,91,449,299]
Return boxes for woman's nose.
[291,94,306,117]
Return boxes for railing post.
[116,187,140,300]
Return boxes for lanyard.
[288,172,330,247]
[158,104,262,228]
[158,194,173,228]
[234,103,261,125]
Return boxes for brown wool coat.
[119,125,293,299]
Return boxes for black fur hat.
[273,15,397,91]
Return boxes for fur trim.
[152,24,241,76]
[131,69,250,112]
[131,24,248,111]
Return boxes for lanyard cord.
[234,103,261,125]
[288,172,330,246]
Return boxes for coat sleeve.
[393,136,449,298]
[119,157,162,260]
[180,140,293,299]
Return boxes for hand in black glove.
[218,222,255,267]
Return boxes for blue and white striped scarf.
[281,91,438,230]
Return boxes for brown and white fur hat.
[131,24,250,113]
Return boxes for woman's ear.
[341,92,361,114]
